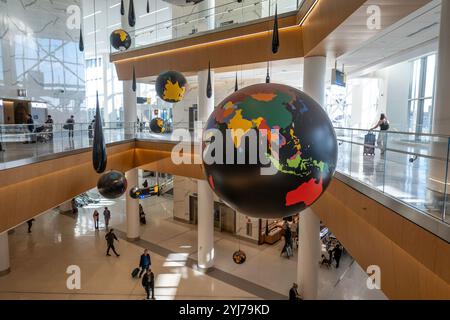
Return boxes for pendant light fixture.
[120,0,125,15]
[146,0,150,13]
[234,72,239,92]
[92,0,107,173]
[93,91,107,173]
[132,65,136,92]
[272,4,279,54]
[206,61,212,98]
[128,0,136,27]
[79,26,84,52]
[265,62,270,83]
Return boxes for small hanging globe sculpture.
[149,117,166,134]
[110,29,132,51]
[202,83,338,219]
[97,170,128,199]
[155,71,187,103]
[232,250,246,264]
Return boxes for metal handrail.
[334,127,450,139]
[336,138,449,162]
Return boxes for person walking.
[138,249,152,278]
[103,207,111,230]
[45,115,54,140]
[27,219,35,233]
[93,210,100,230]
[25,114,36,144]
[141,269,155,300]
[370,113,390,155]
[139,204,146,225]
[280,221,293,258]
[66,115,75,139]
[333,244,343,268]
[105,228,120,257]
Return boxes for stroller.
[35,125,52,143]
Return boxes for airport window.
[408,54,436,134]
[0,41,3,83]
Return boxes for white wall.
[383,61,411,131]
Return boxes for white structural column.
[197,68,215,271]
[126,169,140,241]
[297,56,326,300]
[429,0,450,194]
[121,0,137,136]
[0,232,10,276]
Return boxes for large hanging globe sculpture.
[110,29,131,51]
[97,170,128,199]
[155,71,187,103]
[202,83,337,219]
[149,117,166,134]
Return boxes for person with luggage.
[142,269,155,300]
[93,210,100,230]
[370,113,390,155]
[138,249,152,278]
[103,207,111,230]
[105,229,120,257]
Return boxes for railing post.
[443,137,450,222]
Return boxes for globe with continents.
[155,71,187,103]
[150,117,166,134]
[110,29,131,51]
[202,83,337,219]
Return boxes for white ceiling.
[338,0,441,77]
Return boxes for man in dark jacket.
[105,229,120,257]
[142,269,155,300]
[139,249,152,278]
[289,283,302,301]
[333,244,343,268]
[26,114,36,143]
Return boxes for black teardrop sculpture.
[234,72,238,92]
[128,0,136,27]
[120,0,125,15]
[79,27,84,52]
[271,4,279,54]
[206,61,212,98]
[132,66,136,92]
[265,62,270,83]
[146,0,150,13]
[92,91,107,173]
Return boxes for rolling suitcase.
[131,267,140,278]
[363,132,376,156]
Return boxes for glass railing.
[335,127,450,225]
[1,122,448,227]
[0,122,136,166]
[110,0,302,53]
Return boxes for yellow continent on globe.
[163,80,186,102]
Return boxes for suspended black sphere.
[97,170,128,199]
[232,250,246,264]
